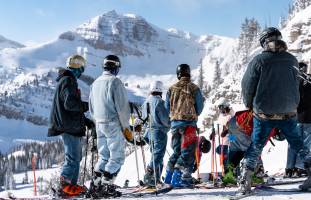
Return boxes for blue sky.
[0,0,293,45]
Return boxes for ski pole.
[195,128,200,181]
[147,103,158,194]
[131,114,140,186]
[221,137,225,177]
[211,123,215,183]
[91,127,97,177]
[138,129,147,173]
[82,127,89,186]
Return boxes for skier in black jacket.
[286,62,311,177]
[240,27,311,195]
[48,54,93,197]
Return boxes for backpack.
[235,110,253,136]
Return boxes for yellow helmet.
[66,54,86,69]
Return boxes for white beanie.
[150,81,164,93]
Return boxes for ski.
[195,177,306,190]
[123,184,173,197]
[260,178,305,187]
[255,185,311,193]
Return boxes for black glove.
[128,137,146,146]
[209,131,215,140]
[85,117,95,129]
[82,101,89,112]
[221,129,229,137]
[135,139,146,146]
[134,124,142,132]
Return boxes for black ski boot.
[296,168,308,177]
[143,167,156,187]
[90,171,121,198]
[284,168,293,178]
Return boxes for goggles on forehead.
[68,58,85,68]
[104,59,120,67]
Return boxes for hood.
[56,68,75,82]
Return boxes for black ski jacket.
[48,69,88,137]
[242,49,299,115]
[297,79,311,123]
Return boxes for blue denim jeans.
[287,123,311,169]
[144,128,168,179]
[61,133,82,185]
[94,121,125,175]
[166,126,197,173]
[244,116,310,170]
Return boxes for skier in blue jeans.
[163,64,204,188]
[240,27,311,195]
[141,81,170,186]
[286,62,311,178]
[48,55,94,197]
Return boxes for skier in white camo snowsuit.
[89,55,134,198]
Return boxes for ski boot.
[89,171,121,198]
[180,177,194,188]
[163,169,173,184]
[237,165,253,195]
[171,169,182,188]
[56,176,87,198]
[284,168,293,178]
[296,168,308,177]
[102,171,121,197]
[180,169,194,188]
[143,167,156,187]
[299,160,311,191]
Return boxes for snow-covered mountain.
[0,10,236,153]
[0,35,24,50]
[283,5,311,63]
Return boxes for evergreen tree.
[238,18,261,63]
[203,84,211,98]
[213,60,222,88]
[198,58,204,89]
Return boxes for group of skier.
[48,26,311,198]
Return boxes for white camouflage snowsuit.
[89,71,130,175]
